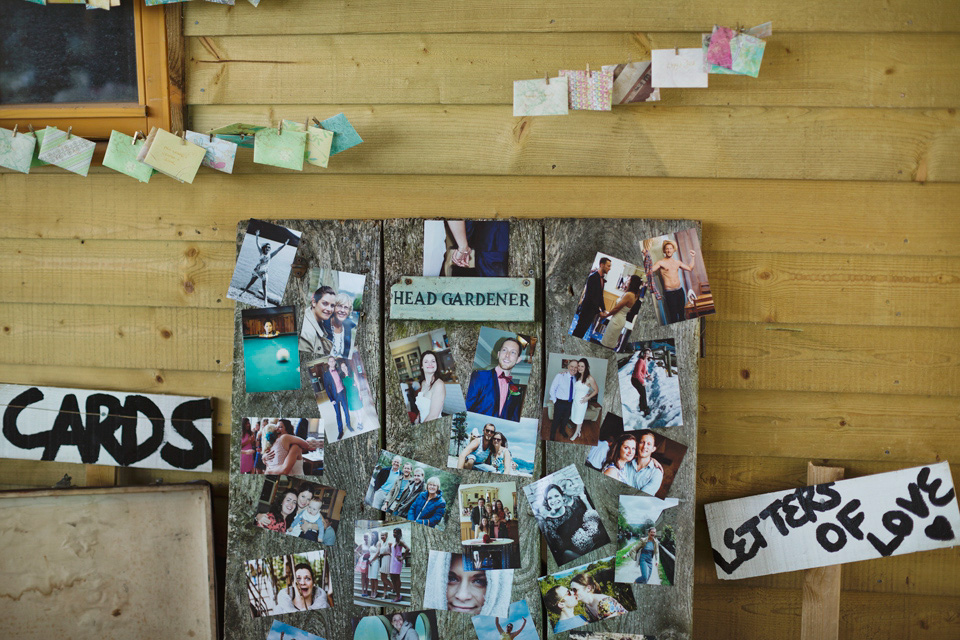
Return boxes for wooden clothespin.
[176,130,186,145]
[131,130,140,145]
[312,117,321,127]
[586,63,591,78]
[545,72,549,85]
[28,124,35,135]
[675,46,680,55]
[209,130,214,142]
[11,124,17,137]
[66,126,72,139]
[304,117,310,131]
[278,120,283,135]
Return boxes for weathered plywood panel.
[187,33,960,108]
[189,105,960,182]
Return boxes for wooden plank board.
[223,219,383,640]
[183,0,960,35]
[382,218,545,639]
[188,105,960,182]
[800,464,845,640]
[543,218,699,638]
[4,174,958,257]
[186,33,960,108]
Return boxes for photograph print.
[299,267,366,358]
[450,412,536,477]
[540,352,608,445]
[244,550,332,617]
[458,481,521,570]
[618,339,683,430]
[423,219,510,277]
[423,550,514,616]
[585,413,688,499]
[569,251,650,352]
[615,495,680,586]
[353,520,414,607]
[252,475,345,545]
[364,450,461,531]
[523,464,611,566]
[353,610,439,640]
[241,306,301,393]
[266,620,327,640]
[241,417,323,476]
[603,60,660,104]
[472,600,540,640]
[228,218,302,307]
[538,556,636,636]
[642,227,714,326]
[304,352,380,443]
[466,326,536,423]
[389,328,467,426]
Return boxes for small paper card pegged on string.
[651,48,709,88]
[0,127,37,174]
[253,125,307,171]
[513,76,569,116]
[185,130,238,174]
[102,130,155,183]
[29,128,50,167]
[281,119,334,168]
[208,123,265,149]
[559,68,614,111]
[318,113,363,155]
[144,0,189,5]
[138,128,207,184]
[37,126,95,176]
[602,61,661,104]
[703,23,770,77]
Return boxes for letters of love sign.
[706,462,960,580]
[0,384,214,472]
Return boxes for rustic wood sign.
[0,383,213,471]
[706,462,960,580]
[389,276,535,321]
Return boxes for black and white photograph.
[389,328,467,425]
[228,219,302,307]
[618,339,683,430]
[304,353,380,443]
[523,464,611,565]
[465,326,536,423]
[458,481,521,569]
[353,521,414,607]
[539,353,608,445]
[538,556,636,636]
[423,219,510,277]
[244,551,332,617]
[642,228,715,326]
[585,413,688,499]
[363,450,461,531]
[615,495,680,585]
[241,417,323,476]
[252,475,345,545]
[299,267,366,358]
[423,550,514,616]
[449,412,536,477]
[241,306,301,393]
[568,251,650,351]
[352,610,440,640]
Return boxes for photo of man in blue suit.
[466,336,526,422]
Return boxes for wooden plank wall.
[0,1,958,638]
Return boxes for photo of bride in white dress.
[540,353,608,445]
[389,329,467,426]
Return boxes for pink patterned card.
[559,69,613,111]
[706,25,736,69]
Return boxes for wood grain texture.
[800,464,845,640]
[186,33,960,108]
[543,218,699,638]
[382,218,545,639]
[183,0,960,35]
[4,174,958,257]
[223,219,383,640]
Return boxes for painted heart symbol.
[924,515,955,541]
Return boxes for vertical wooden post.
[800,462,845,640]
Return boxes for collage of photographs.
[229,219,709,639]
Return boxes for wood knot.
[185,247,199,258]
[183,280,195,293]
[740,369,750,380]
[160,329,172,339]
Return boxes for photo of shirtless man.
[650,239,697,324]
[642,228,713,326]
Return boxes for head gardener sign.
[390,277,535,321]
[706,462,959,579]
[0,384,214,472]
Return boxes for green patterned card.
[0,128,37,174]
[37,126,95,177]
[281,120,335,168]
[253,127,307,171]
[103,131,155,183]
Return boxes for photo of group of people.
[423,550,515,616]
[466,327,536,423]
[538,556,636,635]
[244,551,331,617]
[423,220,510,278]
[471,600,538,640]
[615,496,679,586]
[458,481,521,569]
[449,412,536,477]
[364,451,461,531]
[352,610,439,640]
[540,353,608,445]
[390,329,467,426]
[353,521,414,607]
[241,306,301,393]
[618,340,683,430]
[299,268,366,359]
[304,352,380,444]
[228,219,302,308]
[240,417,323,476]
[252,476,345,545]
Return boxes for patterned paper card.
[37,127,96,176]
[513,77,569,116]
[102,131,154,183]
[281,120,335,168]
[144,0,188,5]
[0,128,37,174]
[185,130,238,174]
[702,32,767,77]
[706,26,736,69]
[29,129,50,167]
[651,49,709,88]
[602,61,661,104]
[319,113,363,155]
[210,123,265,149]
[139,128,207,184]
[253,127,307,171]
[559,69,613,111]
